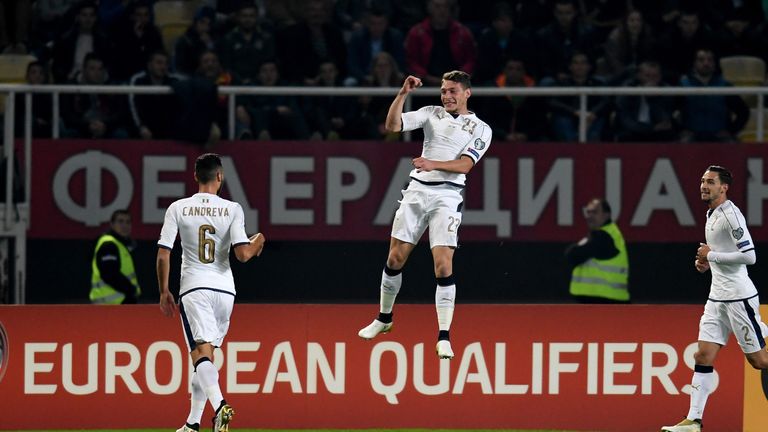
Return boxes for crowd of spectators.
[1,0,767,143]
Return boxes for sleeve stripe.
[232,242,250,248]
[741,248,755,253]
[157,243,173,250]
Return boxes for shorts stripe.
[180,287,236,298]
[743,299,766,349]
[179,299,197,351]
[708,292,759,303]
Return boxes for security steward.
[90,210,141,304]
[565,198,629,303]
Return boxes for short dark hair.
[110,209,131,223]
[588,198,612,214]
[707,165,733,185]
[442,70,471,89]
[195,153,222,184]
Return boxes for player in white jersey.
[357,71,492,360]
[662,166,768,432]
[157,153,265,432]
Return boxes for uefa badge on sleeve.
[473,138,485,150]
[732,227,744,239]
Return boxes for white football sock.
[195,358,224,411]
[435,283,456,331]
[380,269,402,314]
[687,367,715,420]
[186,372,207,425]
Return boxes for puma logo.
[691,384,701,391]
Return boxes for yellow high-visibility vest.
[570,222,629,301]
[90,234,141,304]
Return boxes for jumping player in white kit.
[357,70,492,359]
[662,165,768,432]
[157,153,265,432]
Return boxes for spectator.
[388,0,426,34]
[303,61,355,140]
[32,0,80,46]
[713,8,765,59]
[50,1,112,83]
[174,6,216,77]
[110,0,163,82]
[601,9,656,84]
[535,0,599,83]
[404,0,476,86]
[98,0,146,29]
[630,0,681,34]
[346,6,406,86]
[657,10,715,83]
[614,61,677,142]
[62,52,129,139]
[484,58,548,142]
[247,61,310,140]
[128,50,179,140]
[331,0,373,37]
[679,48,749,143]
[474,2,534,85]
[196,50,253,140]
[0,0,31,53]
[706,0,765,29]
[578,0,627,41]
[351,51,406,140]
[276,0,347,84]
[216,1,275,85]
[14,61,53,138]
[546,51,611,142]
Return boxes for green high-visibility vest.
[90,234,141,304]
[569,222,629,301]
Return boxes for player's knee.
[386,253,406,269]
[693,350,714,365]
[433,260,452,278]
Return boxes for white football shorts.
[391,180,464,248]
[179,288,235,352]
[698,295,768,354]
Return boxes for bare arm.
[156,247,177,317]
[233,233,266,263]
[385,75,422,132]
[412,155,475,175]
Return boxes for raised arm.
[385,75,422,132]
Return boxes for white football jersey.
[705,200,757,300]
[401,106,492,186]
[158,193,250,295]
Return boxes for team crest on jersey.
[473,138,486,150]
[732,227,744,239]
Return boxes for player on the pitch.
[358,71,492,360]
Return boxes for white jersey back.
[158,193,250,295]
[401,106,492,186]
[705,200,757,300]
